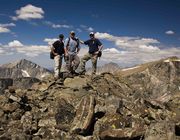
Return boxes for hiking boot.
[67,72,74,78]
[78,70,86,75]
[72,71,79,76]
[54,76,59,80]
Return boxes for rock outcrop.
[0,57,180,140]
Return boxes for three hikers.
[51,31,103,79]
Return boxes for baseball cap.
[70,31,75,35]
[89,32,94,35]
[59,34,64,38]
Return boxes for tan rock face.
[0,57,179,140]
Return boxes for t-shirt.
[64,37,80,55]
[84,38,102,54]
[52,40,64,55]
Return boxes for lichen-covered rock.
[71,95,95,135]
[144,121,175,140]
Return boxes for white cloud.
[91,32,180,67]
[44,21,72,29]
[16,45,49,57]
[44,38,58,45]
[0,23,16,33]
[87,27,94,32]
[8,40,23,47]
[165,30,175,35]
[80,25,94,32]
[0,27,10,33]
[95,32,160,52]
[0,23,16,27]
[103,48,120,53]
[52,24,71,28]
[100,47,180,67]
[12,4,44,20]
[0,40,50,57]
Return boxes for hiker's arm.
[64,47,68,56]
[98,45,103,51]
[64,39,69,56]
[97,39,103,51]
[79,40,84,44]
[77,47,80,54]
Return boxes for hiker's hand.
[54,53,58,56]
[94,51,99,55]
[80,40,84,44]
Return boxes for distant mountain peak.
[0,58,52,79]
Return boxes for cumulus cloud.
[12,4,44,20]
[52,24,71,29]
[90,32,180,67]
[95,32,160,52]
[165,30,175,35]
[44,21,72,29]
[8,40,23,47]
[100,47,180,67]
[0,40,50,57]
[80,25,94,32]
[87,27,94,32]
[103,48,120,53]
[0,23,16,33]
[44,38,58,45]
[0,27,10,33]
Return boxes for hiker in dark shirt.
[79,32,103,75]
[51,34,65,79]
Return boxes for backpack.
[66,37,79,50]
[50,51,54,59]
[97,51,102,58]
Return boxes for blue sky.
[0,0,180,68]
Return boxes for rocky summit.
[0,57,180,140]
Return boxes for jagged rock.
[1,102,20,112]
[21,111,33,134]
[100,127,145,140]
[0,109,4,117]
[38,117,56,127]
[0,78,13,94]
[55,99,75,131]
[144,121,175,140]
[32,80,55,91]
[64,76,90,89]
[93,113,145,139]
[71,95,95,135]
[13,77,40,89]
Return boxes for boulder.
[144,121,175,140]
[71,95,95,135]
[0,78,13,94]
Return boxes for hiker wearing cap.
[64,31,80,75]
[51,34,65,79]
[79,32,103,75]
